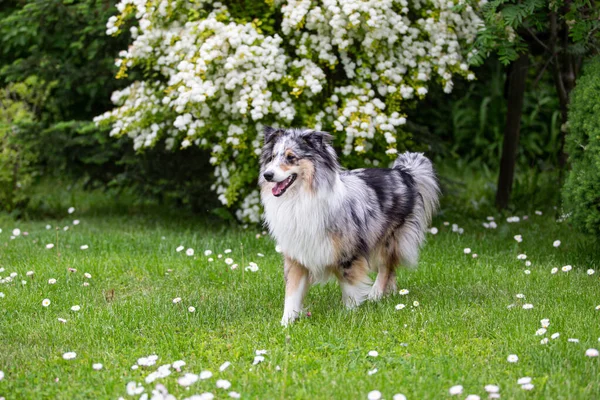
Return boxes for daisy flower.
[84,273,91,279]
[430,227,438,234]
[517,377,531,385]
[551,333,560,339]
[62,352,77,360]
[204,250,212,256]
[393,394,407,400]
[585,348,599,357]
[587,269,595,275]
[368,350,378,357]
[186,248,194,256]
[93,363,103,370]
[507,354,518,363]
[188,306,196,312]
[176,246,184,252]
[224,249,232,254]
[521,384,534,390]
[522,304,533,309]
[399,289,409,295]
[463,248,471,254]
[449,385,463,395]
[217,379,232,389]
[46,244,55,249]
[553,240,561,247]
[551,268,558,274]
[514,235,522,242]
[71,305,81,311]
[80,245,89,250]
[395,304,406,310]
[517,254,527,260]
[367,390,382,400]
[42,299,51,307]
[484,385,499,393]
[562,265,572,272]
[219,361,231,371]
[172,297,182,304]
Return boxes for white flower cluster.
[96,0,482,222]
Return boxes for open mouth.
[272,174,297,197]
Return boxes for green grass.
[1,200,599,399]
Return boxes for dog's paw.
[367,285,384,301]
[280,310,299,326]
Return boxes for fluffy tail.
[393,152,440,224]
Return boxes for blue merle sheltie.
[259,127,440,325]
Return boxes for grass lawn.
[1,199,599,399]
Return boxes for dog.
[259,127,440,326]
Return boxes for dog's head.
[259,127,338,197]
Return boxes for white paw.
[280,310,300,326]
[367,285,384,301]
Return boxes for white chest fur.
[262,188,339,278]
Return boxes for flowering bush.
[95,0,482,222]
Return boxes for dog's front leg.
[281,256,309,326]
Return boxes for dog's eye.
[286,154,296,163]
[270,154,276,161]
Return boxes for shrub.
[96,0,484,222]
[563,57,600,236]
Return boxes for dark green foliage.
[563,57,600,236]
[409,58,561,170]
[0,1,219,215]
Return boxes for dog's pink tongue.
[272,181,286,196]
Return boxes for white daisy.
[551,267,558,274]
[188,306,196,313]
[507,354,519,363]
[71,305,81,311]
[430,227,438,234]
[186,248,194,256]
[525,261,531,267]
[535,328,547,336]
[204,250,212,256]
[395,304,406,310]
[524,270,531,275]
[12,228,21,236]
[393,394,407,400]
[568,338,579,343]
[216,379,232,389]
[521,384,534,390]
[562,265,572,272]
[551,332,560,339]
[516,293,525,299]
[176,246,184,252]
[367,368,378,375]
[367,390,382,400]
[517,377,531,385]
[463,248,471,254]
[93,363,103,370]
[517,254,527,260]
[172,297,182,304]
[449,385,463,395]
[541,318,550,328]
[58,318,67,323]
[84,273,92,279]
[540,338,549,344]
[553,240,561,247]
[26,271,34,276]
[399,289,409,295]
[219,361,231,372]
[80,245,89,250]
[522,304,533,309]
[465,395,480,400]
[173,360,186,370]
[225,258,234,265]
[252,356,265,365]
[587,269,595,275]
[62,352,77,360]
[228,392,241,399]
[224,249,232,254]
[484,385,499,393]
[585,348,599,357]
[42,299,51,307]
[514,235,522,242]
[46,244,55,249]
[177,373,199,387]
[368,350,378,357]
[413,301,420,307]
[68,207,75,214]
[73,220,80,225]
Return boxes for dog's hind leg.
[281,256,310,326]
[336,256,372,308]
[368,239,399,301]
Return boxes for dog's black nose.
[263,171,274,181]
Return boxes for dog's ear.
[263,126,281,144]
[303,130,333,148]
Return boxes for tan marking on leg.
[281,256,310,325]
[284,256,308,295]
[336,256,372,308]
